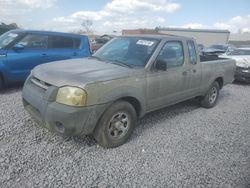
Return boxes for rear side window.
[17,34,48,49]
[187,41,197,64]
[74,38,81,49]
[49,36,74,49]
[157,41,184,68]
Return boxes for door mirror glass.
[155,59,167,71]
[13,43,25,50]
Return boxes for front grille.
[30,76,51,90]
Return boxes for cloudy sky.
[1,0,250,34]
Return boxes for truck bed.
[200,58,236,93]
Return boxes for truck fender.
[94,85,146,118]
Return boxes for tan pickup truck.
[22,35,236,148]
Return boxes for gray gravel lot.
[0,83,250,187]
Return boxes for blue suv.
[0,30,91,89]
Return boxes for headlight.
[237,59,250,69]
[237,63,249,69]
[56,86,87,106]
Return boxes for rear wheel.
[200,81,220,108]
[93,101,137,148]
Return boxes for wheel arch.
[117,96,144,118]
[215,77,223,89]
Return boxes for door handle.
[41,53,47,57]
[193,69,197,73]
[182,71,188,76]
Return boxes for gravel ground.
[0,83,250,187]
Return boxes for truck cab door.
[186,40,202,96]
[5,34,48,81]
[146,41,189,111]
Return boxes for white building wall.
[229,33,250,41]
[159,30,230,47]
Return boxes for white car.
[220,48,250,83]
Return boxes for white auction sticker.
[136,40,154,46]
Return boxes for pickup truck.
[22,35,236,148]
[0,30,91,90]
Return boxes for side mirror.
[155,59,167,71]
[13,43,24,51]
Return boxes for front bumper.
[235,67,250,83]
[22,76,109,136]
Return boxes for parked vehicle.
[0,30,91,90]
[22,35,236,148]
[203,44,236,55]
[220,48,250,83]
[197,43,204,51]
[239,45,250,48]
[90,36,112,52]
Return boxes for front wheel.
[200,81,220,108]
[93,101,137,148]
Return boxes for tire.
[93,101,137,148]
[0,76,3,91]
[200,81,220,108]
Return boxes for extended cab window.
[49,36,74,49]
[157,41,184,68]
[187,40,197,64]
[17,34,48,49]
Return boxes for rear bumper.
[22,77,109,136]
[235,67,250,83]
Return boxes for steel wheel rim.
[108,112,130,139]
[208,87,217,104]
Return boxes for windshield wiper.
[109,60,132,68]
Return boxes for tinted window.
[49,36,74,49]
[187,41,197,64]
[17,34,48,49]
[210,45,227,50]
[74,38,81,49]
[157,41,184,68]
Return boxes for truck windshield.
[93,37,159,68]
[0,32,20,49]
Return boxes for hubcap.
[108,112,130,139]
[208,87,217,104]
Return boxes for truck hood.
[32,58,133,87]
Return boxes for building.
[229,33,250,47]
[158,28,230,47]
[122,29,163,36]
[122,28,230,47]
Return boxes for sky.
[1,0,250,34]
